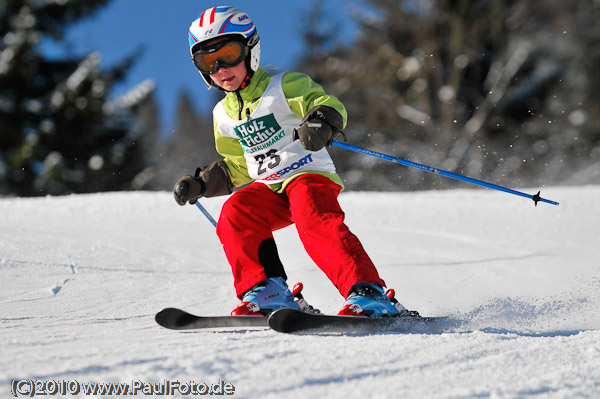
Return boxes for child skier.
[174,6,408,317]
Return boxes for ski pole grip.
[176,181,189,198]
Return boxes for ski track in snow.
[1,186,599,398]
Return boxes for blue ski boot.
[231,277,300,316]
[338,283,409,317]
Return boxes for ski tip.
[155,307,191,329]
[155,307,174,328]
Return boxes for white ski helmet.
[188,6,261,89]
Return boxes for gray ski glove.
[295,105,345,152]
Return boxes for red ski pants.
[216,174,385,299]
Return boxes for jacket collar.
[225,68,267,103]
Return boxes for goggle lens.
[193,41,247,74]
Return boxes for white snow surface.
[2,185,600,399]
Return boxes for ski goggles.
[192,40,248,74]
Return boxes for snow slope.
[1,185,599,398]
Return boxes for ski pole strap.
[195,202,218,228]
[331,140,559,206]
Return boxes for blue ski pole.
[331,140,559,206]
[194,202,217,228]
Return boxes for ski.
[268,307,448,334]
[156,307,449,334]
[155,307,268,330]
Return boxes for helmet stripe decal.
[209,7,217,24]
[240,23,255,33]
[198,9,206,27]
[218,15,235,34]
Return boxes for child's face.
[210,62,248,92]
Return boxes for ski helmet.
[188,6,260,89]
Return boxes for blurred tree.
[116,79,161,191]
[298,0,599,191]
[144,90,219,191]
[566,0,600,185]
[0,0,156,196]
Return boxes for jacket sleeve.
[213,118,254,187]
[281,72,347,129]
[198,159,234,197]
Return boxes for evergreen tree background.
[0,0,157,196]
[142,90,219,191]
[1,0,598,197]
[297,0,600,191]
